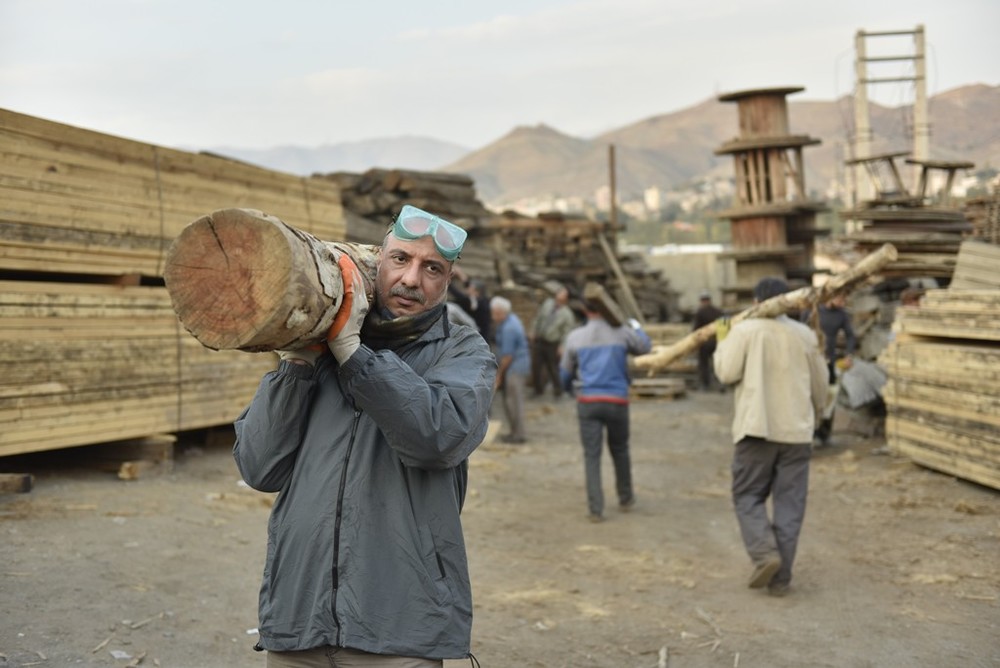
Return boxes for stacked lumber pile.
[948,239,1000,290]
[879,286,1000,491]
[319,167,498,282]
[0,108,345,457]
[321,168,492,232]
[321,170,679,326]
[490,211,677,323]
[965,190,1000,245]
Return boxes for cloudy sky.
[2,0,997,151]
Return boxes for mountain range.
[212,84,999,210]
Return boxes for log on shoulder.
[634,243,898,373]
[163,208,379,352]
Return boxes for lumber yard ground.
[1,390,997,668]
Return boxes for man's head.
[376,205,467,317]
[582,299,603,319]
[490,296,512,324]
[828,293,847,309]
[699,290,712,304]
[753,277,789,303]
[555,287,569,305]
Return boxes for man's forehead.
[382,234,449,265]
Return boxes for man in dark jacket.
[692,291,724,391]
[234,204,497,667]
[448,266,492,342]
[802,293,856,447]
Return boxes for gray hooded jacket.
[233,315,497,659]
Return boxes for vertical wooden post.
[608,144,618,229]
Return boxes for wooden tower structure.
[714,86,828,307]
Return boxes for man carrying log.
[713,277,828,597]
[233,205,497,666]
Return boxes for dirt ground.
[2,388,998,668]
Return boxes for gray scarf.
[361,303,448,352]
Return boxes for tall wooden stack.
[714,87,828,307]
[0,109,345,457]
[879,247,1000,491]
[841,153,975,279]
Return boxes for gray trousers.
[500,370,528,440]
[577,401,633,516]
[267,646,441,667]
[731,437,811,586]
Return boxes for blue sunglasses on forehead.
[391,205,467,261]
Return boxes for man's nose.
[399,261,422,285]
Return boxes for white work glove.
[276,346,324,366]
[327,253,370,364]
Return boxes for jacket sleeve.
[627,327,652,355]
[232,360,318,493]
[339,331,498,470]
[713,327,747,385]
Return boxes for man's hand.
[277,346,324,367]
[715,317,731,343]
[327,254,370,364]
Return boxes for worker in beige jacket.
[713,277,828,596]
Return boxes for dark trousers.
[731,437,811,587]
[531,339,563,396]
[577,401,633,516]
[697,341,718,390]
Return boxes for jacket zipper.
[331,408,361,646]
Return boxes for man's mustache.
[390,286,425,304]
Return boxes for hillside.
[444,84,1000,208]
[209,135,469,176]
[208,84,999,209]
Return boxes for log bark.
[633,243,899,373]
[163,208,379,352]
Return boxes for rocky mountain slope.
[446,84,999,207]
[213,84,999,209]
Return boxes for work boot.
[748,555,782,589]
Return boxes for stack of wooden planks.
[949,239,1000,290]
[320,167,498,282]
[879,287,1000,491]
[964,190,1000,245]
[489,212,677,323]
[0,108,346,457]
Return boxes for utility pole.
[608,144,618,229]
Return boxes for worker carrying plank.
[713,277,828,597]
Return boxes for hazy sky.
[2,0,997,151]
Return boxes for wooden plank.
[950,240,1000,289]
[889,436,1000,491]
[881,391,1000,429]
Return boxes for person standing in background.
[448,265,492,343]
[692,290,724,391]
[560,300,652,523]
[714,277,828,597]
[803,292,856,447]
[491,296,531,444]
[530,285,576,399]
